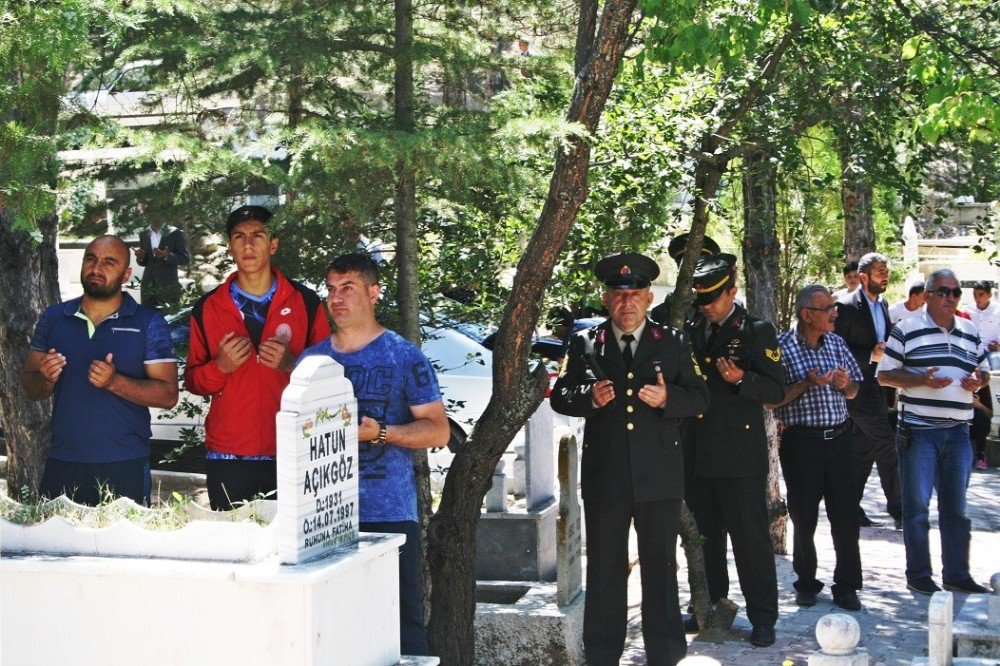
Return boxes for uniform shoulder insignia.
[596,328,606,344]
[558,353,570,377]
[690,352,705,379]
[650,326,663,341]
[765,347,781,362]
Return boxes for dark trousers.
[40,456,151,506]
[205,458,277,510]
[583,499,685,666]
[686,475,778,628]
[361,520,429,656]
[779,427,862,596]
[849,406,902,520]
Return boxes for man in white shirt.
[888,281,925,325]
[832,261,860,302]
[966,280,1000,352]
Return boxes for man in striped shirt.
[769,285,864,611]
[876,269,991,595]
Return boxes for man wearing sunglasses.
[768,285,864,611]
[876,269,991,595]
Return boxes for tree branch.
[891,0,1000,77]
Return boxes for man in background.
[832,261,860,302]
[134,202,189,309]
[889,281,925,325]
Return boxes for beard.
[82,273,125,299]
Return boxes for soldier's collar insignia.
[731,313,743,328]
[765,347,781,362]
[650,327,662,341]
[596,328,607,344]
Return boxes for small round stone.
[815,613,861,655]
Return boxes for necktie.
[707,322,721,348]
[621,333,635,367]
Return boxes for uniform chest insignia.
[766,347,781,362]
[650,326,663,341]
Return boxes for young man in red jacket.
[185,205,331,509]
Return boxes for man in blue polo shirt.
[21,235,178,505]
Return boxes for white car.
[150,313,494,472]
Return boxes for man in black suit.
[833,252,902,529]
[551,253,709,666]
[682,254,784,647]
[134,204,189,309]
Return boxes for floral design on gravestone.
[301,419,314,439]
[340,405,351,426]
[315,407,333,424]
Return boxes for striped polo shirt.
[877,310,988,428]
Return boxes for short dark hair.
[908,281,925,296]
[326,252,380,285]
[843,261,859,275]
[973,280,993,292]
[226,205,273,237]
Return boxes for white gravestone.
[525,401,556,510]
[928,591,954,666]
[557,433,583,606]
[277,355,360,564]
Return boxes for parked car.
[150,310,494,473]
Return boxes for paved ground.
[615,466,1000,665]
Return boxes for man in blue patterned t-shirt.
[298,252,448,657]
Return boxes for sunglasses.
[805,305,837,313]
[930,287,962,299]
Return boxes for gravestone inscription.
[276,355,360,565]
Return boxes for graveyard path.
[610,466,1000,666]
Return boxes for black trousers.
[583,499,685,666]
[205,458,277,510]
[686,475,778,628]
[849,400,902,520]
[40,456,150,506]
[361,520,429,656]
[779,426,862,596]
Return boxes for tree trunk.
[426,1,638,662]
[835,121,876,261]
[0,211,60,500]
[741,149,787,555]
[391,0,436,630]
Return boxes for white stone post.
[485,461,509,513]
[808,614,869,666]
[988,572,1000,629]
[927,591,954,666]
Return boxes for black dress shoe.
[795,590,817,606]
[943,578,991,594]
[683,614,700,633]
[859,512,881,527]
[907,577,942,595]
[833,590,862,611]
[750,625,776,647]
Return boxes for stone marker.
[485,461,509,513]
[990,573,1000,628]
[557,433,582,607]
[525,401,555,510]
[276,355,360,565]
[928,591,954,666]
[808,613,869,666]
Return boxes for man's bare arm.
[103,361,179,409]
[358,400,450,449]
[21,349,65,400]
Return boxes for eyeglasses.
[805,305,837,314]
[930,287,962,299]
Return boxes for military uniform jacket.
[550,318,710,504]
[682,305,785,478]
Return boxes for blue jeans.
[897,424,973,583]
